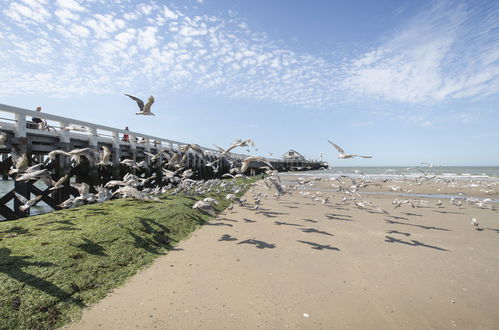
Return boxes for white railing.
[0,103,283,162]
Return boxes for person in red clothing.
[122,126,130,142]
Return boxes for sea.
[283,166,499,180]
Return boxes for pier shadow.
[237,239,276,249]
[0,248,84,307]
[384,235,448,252]
[300,228,334,236]
[385,219,450,231]
[72,238,107,256]
[274,221,303,226]
[386,230,411,237]
[297,240,340,251]
[218,234,238,242]
[243,218,256,223]
[302,218,318,223]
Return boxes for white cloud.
[137,26,158,49]
[0,0,496,112]
[163,5,178,20]
[56,0,86,12]
[345,1,499,103]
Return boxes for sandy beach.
[67,176,499,329]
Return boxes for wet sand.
[66,178,499,329]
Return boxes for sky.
[0,0,498,166]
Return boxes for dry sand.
[67,178,499,329]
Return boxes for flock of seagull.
[6,135,286,214]
[289,168,497,230]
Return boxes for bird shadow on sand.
[216,218,238,223]
[302,218,319,223]
[326,214,353,221]
[388,215,409,220]
[432,210,466,215]
[243,218,256,223]
[402,212,422,217]
[486,227,499,234]
[283,205,300,209]
[297,240,340,251]
[385,219,450,231]
[260,211,289,218]
[324,204,350,211]
[237,239,276,249]
[205,222,233,227]
[274,221,303,226]
[386,230,411,237]
[300,228,334,236]
[218,234,238,241]
[384,235,448,251]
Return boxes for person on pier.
[122,126,130,142]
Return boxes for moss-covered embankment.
[0,179,254,329]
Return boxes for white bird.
[97,146,112,166]
[193,200,217,216]
[471,217,479,229]
[328,140,372,159]
[14,192,43,212]
[124,94,155,116]
[49,174,69,190]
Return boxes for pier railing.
[0,103,260,161]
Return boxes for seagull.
[124,94,155,115]
[328,140,372,159]
[193,200,217,217]
[97,146,112,166]
[14,192,43,212]
[471,217,479,229]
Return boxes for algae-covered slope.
[0,181,252,329]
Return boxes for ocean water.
[283,166,499,180]
[0,179,53,220]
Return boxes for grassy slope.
[0,180,253,329]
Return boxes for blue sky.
[0,0,498,166]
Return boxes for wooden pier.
[0,103,326,221]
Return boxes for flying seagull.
[327,140,372,159]
[124,94,155,116]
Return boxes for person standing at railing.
[122,126,130,142]
[32,106,43,124]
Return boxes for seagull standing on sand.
[328,140,372,159]
[124,94,155,116]
[471,217,479,230]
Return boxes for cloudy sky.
[0,0,498,166]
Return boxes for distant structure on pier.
[282,149,305,161]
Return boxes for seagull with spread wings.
[124,94,155,115]
[328,140,372,159]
